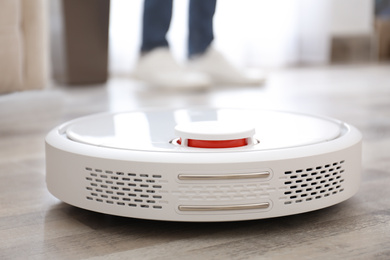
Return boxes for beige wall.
[330,0,374,36]
[0,0,48,94]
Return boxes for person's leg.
[187,0,264,86]
[188,0,217,58]
[135,0,211,90]
[141,0,173,53]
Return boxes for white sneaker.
[188,47,266,86]
[133,48,211,90]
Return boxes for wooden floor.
[1,64,390,259]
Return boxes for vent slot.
[172,183,276,202]
[84,167,166,209]
[281,160,346,205]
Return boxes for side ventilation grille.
[281,160,346,205]
[84,167,165,209]
[172,182,276,202]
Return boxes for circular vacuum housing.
[46,108,362,222]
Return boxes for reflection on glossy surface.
[65,108,344,151]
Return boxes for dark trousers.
[141,0,217,58]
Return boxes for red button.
[187,138,248,148]
[175,121,255,149]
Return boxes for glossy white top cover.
[64,108,345,152]
[175,121,256,141]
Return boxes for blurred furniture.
[375,19,390,60]
[373,0,390,60]
[330,35,373,63]
[50,0,110,85]
[0,0,48,94]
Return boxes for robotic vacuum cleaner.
[46,108,362,222]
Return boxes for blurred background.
[109,0,374,73]
[1,0,389,93]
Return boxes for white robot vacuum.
[46,108,362,222]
